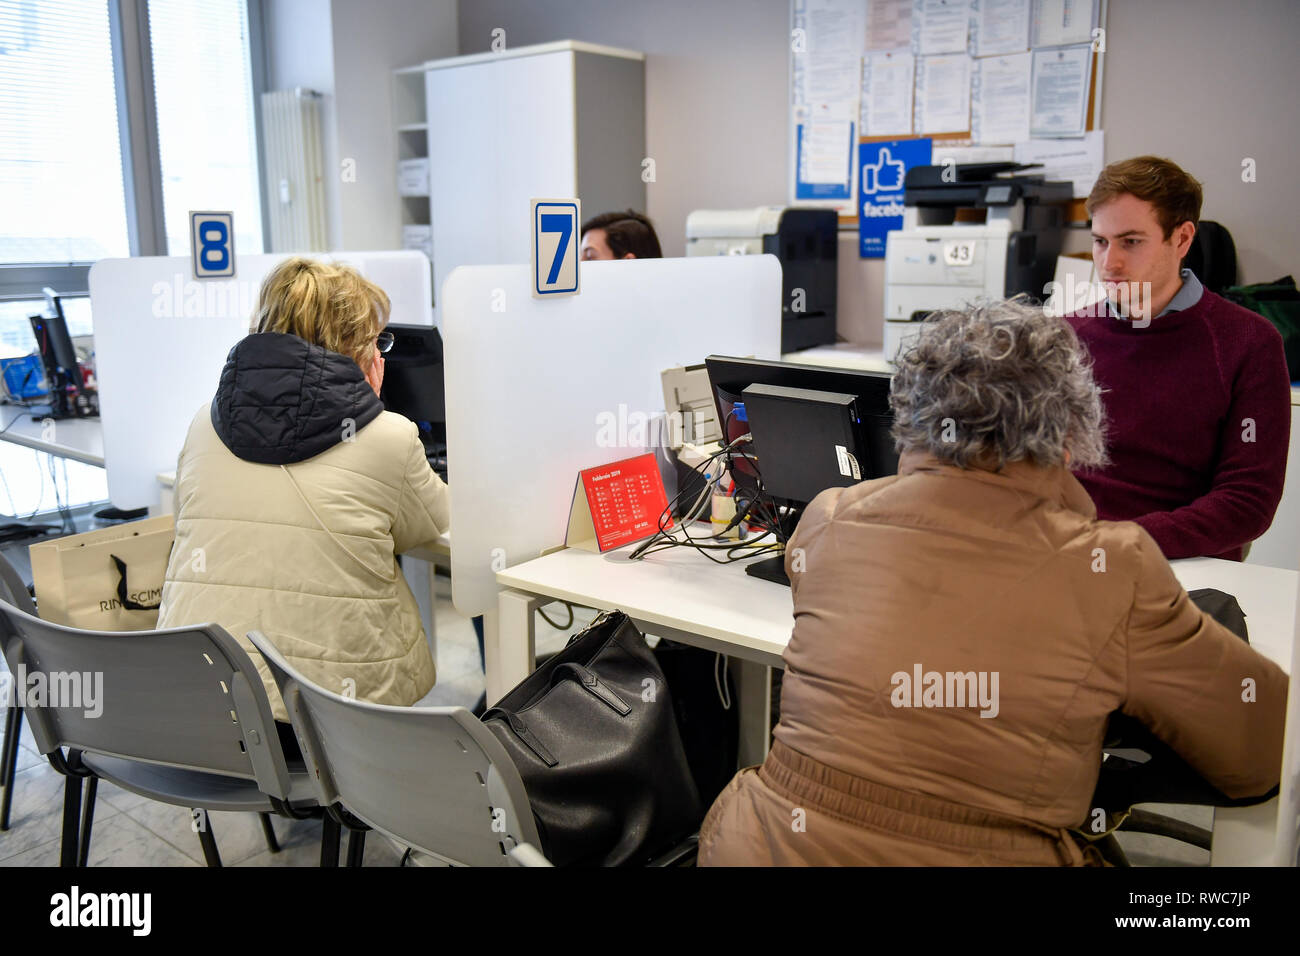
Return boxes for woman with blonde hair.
[158,257,449,742]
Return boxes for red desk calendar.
[565,453,674,552]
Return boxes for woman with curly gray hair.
[699,297,1288,867]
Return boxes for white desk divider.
[89,250,432,511]
[443,254,783,617]
[1276,590,1300,864]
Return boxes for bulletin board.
[789,0,1108,229]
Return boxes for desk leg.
[488,590,544,706]
[732,658,772,768]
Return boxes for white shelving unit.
[394,41,647,322]
[392,65,433,280]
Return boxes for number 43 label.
[942,240,975,267]
[190,211,235,279]
[531,198,580,298]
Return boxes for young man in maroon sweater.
[1066,156,1291,561]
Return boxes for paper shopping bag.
[29,515,175,631]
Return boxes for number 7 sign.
[530,198,580,298]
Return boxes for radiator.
[260,88,327,251]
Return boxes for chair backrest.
[248,629,542,866]
[0,551,36,616]
[0,599,294,800]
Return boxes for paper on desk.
[973,52,1031,144]
[1014,129,1104,198]
[861,50,915,137]
[1030,43,1092,137]
[865,0,912,51]
[1030,0,1098,48]
[916,0,970,55]
[974,0,1030,56]
[915,53,971,134]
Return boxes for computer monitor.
[704,355,898,583]
[379,323,446,445]
[31,289,79,375]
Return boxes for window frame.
[0,0,269,303]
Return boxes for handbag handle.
[109,553,161,611]
[483,710,558,767]
[550,663,632,716]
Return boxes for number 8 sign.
[530,198,580,298]
[190,211,236,279]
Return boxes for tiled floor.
[0,564,591,868]
[0,546,1214,868]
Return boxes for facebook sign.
[858,138,931,259]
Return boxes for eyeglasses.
[376,330,394,354]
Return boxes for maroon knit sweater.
[1066,290,1291,561]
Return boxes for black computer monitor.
[379,323,445,442]
[704,355,898,584]
[31,289,79,374]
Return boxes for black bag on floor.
[482,610,703,866]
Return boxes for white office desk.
[782,343,891,373]
[494,544,1297,864]
[0,404,104,468]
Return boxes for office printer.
[884,163,1073,359]
[686,206,838,353]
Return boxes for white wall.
[331,0,458,250]
[261,0,458,250]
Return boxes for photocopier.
[686,206,839,354]
[883,163,1074,359]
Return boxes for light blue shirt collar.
[1107,268,1204,320]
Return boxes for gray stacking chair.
[248,629,547,867]
[0,550,37,831]
[0,598,319,866]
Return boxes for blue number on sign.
[540,213,573,285]
[199,221,230,271]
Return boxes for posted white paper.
[861,51,916,137]
[916,53,971,134]
[974,52,1031,144]
[806,0,867,56]
[976,0,1030,56]
[1030,43,1091,137]
[917,0,971,56]
[801,119,854,184]
[1013,129,1104,198]
[1030,0,1097,48]
[865,0,914,51]
[809,53,867,118]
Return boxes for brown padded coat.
[699,451,1289,866]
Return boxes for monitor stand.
[745,552,790,587]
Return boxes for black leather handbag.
[482,610,704,866]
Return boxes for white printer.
[686,206,838,353]
[884,163,1073,360]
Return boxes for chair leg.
[0,707,20,830]
[194,810,222,867]
[345,828,367,867]
[60,775,83,868]
[1,705,16,785]
[77,778,98,867]
[259,812,281,853]
[320,814,341,867]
